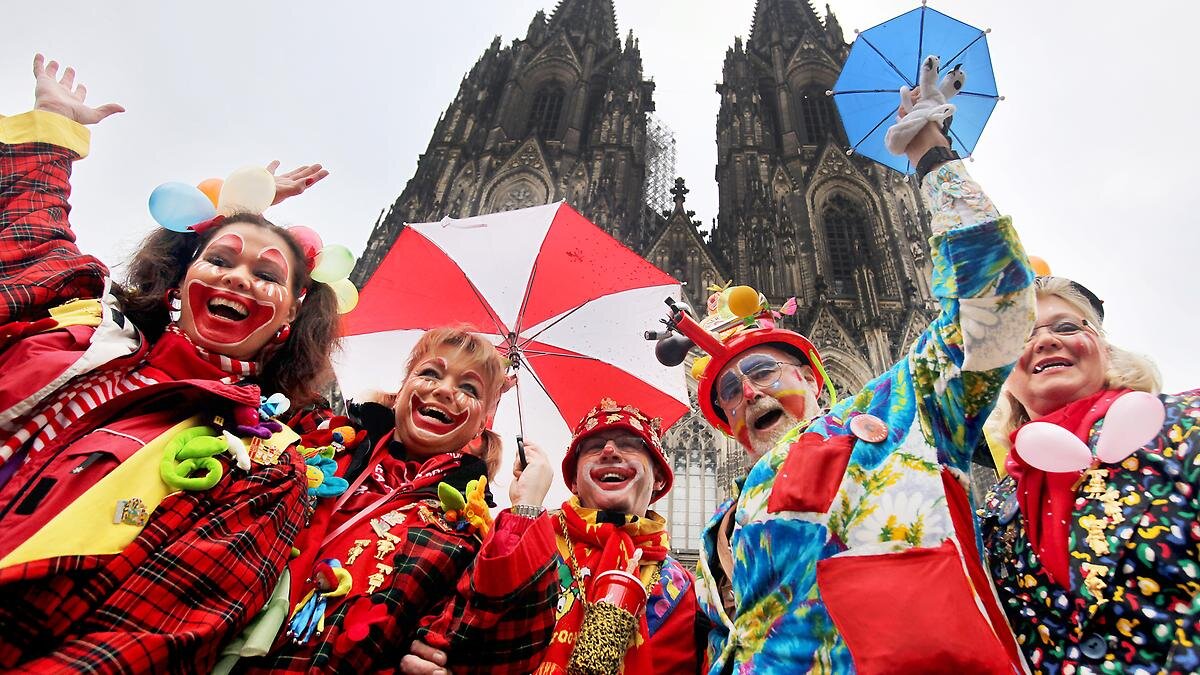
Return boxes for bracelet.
[916,145,959,182]
[510,504,545,519]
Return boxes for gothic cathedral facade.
[354,0,939,557]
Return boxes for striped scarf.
[0,324,258,464]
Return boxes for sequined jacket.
[981,389,1200,674]
[696,160,1037,674]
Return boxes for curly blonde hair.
[990,277,1162,446]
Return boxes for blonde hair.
[990,276,1162,446]
[374,326,508,478]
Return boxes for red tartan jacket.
[0,112,309,674]
[420,507,705,674]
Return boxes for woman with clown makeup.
[237,325,511,673]
[0,55,342,672]
[978,276,1199,673]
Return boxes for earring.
[272,324,292,344]
[165,288,182,323]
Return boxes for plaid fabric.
[0,450,307,674]
[244,524,481,674]
[0,140,108,324]
[419,516,561,673]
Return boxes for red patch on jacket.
[766,433,854,514]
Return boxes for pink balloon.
[287,226,324,265]
[1094,391,1165,464]
[1015,422,1092,473]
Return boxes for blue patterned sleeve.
[907,160,1035,471]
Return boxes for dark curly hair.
[114,213,341,405]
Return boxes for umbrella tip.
[999,95,1006,101]
[986,27,992,34]
[853,28,859,34]
[824,90,833,96]
[846,149,854,157]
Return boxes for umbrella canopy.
[831,4,999,173]
[336,201,688,506]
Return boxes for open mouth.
[590,465,635,487]
[1032,358,1073,375]
[207,296,250,321]
[751,408,784,431]
[409,394,466,433]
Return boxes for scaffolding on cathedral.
[643,112,677,214]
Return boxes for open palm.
[32,53,124,125]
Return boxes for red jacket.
[0,111,309,674]
[421,505,705,674]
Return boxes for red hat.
[562,398,673,502]
[664,285,831,437]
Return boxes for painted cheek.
[192,260,222,276]
[773,388,809,417]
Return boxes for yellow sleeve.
[0,110,91,158]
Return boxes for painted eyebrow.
[258,246,290,277]
[205,233,245,255]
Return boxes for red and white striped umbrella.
[335,201,688,505]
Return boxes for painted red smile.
[588,464,635,490]
[186,281,277,346]
[409,394,469,434]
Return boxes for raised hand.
[32,54,124,125]
[268,160,330,205]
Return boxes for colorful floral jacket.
[981,389,1200,674]
[696,160,1036,674]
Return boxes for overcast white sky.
[3,1,1197,395]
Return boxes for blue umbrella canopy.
[831,4,999,174]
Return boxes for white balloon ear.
[1014,422,1092,473]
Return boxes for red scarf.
[537,498,670,675]
[1006,388,1128,587]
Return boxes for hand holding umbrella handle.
[884,55,964,159]
[509,439,552,510]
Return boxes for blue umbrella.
[830,4,999,174]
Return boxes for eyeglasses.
[716,354,801,407]
[578,434,647,455]
[1025,318,1095,344]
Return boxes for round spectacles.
[716,355,801,407]
[1026,318,1094,344]
[578,434,646,455]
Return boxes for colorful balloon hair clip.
[148,167,360,314]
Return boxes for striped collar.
[164,325,260,378]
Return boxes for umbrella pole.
[509,341,529,468]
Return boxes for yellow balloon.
[691,355,711,380]
[218,166,276,213]
[329,277,359,314]
[196,178,223,208]
[1029,255,1052,277]
[726,285,761,318]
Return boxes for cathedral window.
[798,89,835,144]
[824,194,870,296]
[528,84,565,139]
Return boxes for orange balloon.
[197,178,223,208]
[1029,255,1052,277]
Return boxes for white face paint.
[177,223,300,361]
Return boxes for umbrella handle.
[516,434,528,470]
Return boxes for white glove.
[884,55,966,156]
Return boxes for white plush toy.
[884,55,967,156]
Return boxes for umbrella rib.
[831,88,897,95]
[519,362,568,425]
[917,5,927,81]
[516,301,588,349]
[939,32,987,73]
[521,350,602,361]
[955,91,999,100]
[852,107,899,152]
[858,34,915,88]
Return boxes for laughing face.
[1007,295,1108,419]
[572,429,664,516]
[393,345,495,461]
[716,345,820,461]
[177,222,300,361]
